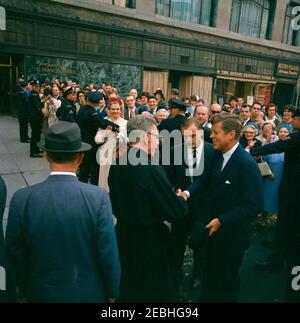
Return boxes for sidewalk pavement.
[0,115,49,230]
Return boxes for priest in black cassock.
[108,115,188,303]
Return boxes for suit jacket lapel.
[212,146,241,186]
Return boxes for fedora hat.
[39,121,91,152]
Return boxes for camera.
[43,88,53,97]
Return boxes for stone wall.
[20,55,142,96]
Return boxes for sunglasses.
[211,111,220,114]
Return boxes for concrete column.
[272,0,289,42]
[216,0,232,31]
[136,0,155,16]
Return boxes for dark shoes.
[30,153,43,158]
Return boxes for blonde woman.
[95,100,127,191]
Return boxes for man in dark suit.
[108,115,188,302]
[124,94,139,121]
[16,81,30,143]
[6,122,120,303]
[178,113,263,302]
[28,80,45,158]
[163,118,214,294]
[251,109,300,302]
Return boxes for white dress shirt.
[221,142,239,171]
[50,171,77,177]
[184,142,239,199]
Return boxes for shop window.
[282,2,300,46]
[143,41,171,63]
[111,36,142,59]
[37,23,76,51]
[3,17,34,46]
[156,0,218,27]
[230,0,274,39]
[97,0,136,8]
[78,30,98,54]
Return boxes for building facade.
[0,0,299,113]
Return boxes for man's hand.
[206,218,221,236]
[176,189,188,202]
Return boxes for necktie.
[191,149,197,180]
[130,110,135,119]
[219,154,224,173]
[192,149,197,168]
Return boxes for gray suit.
[6,175,120,303]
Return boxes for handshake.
[176,189,188,202]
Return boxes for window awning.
[217,75,277,84]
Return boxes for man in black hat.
[28,80,48,158]
[6,121,120,303]
[16,81,30,143]
[251,109,300,303]
[77,91,119,185]
[56,87,77,123]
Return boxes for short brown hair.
[211,112,242,139]
[181,118,202,130]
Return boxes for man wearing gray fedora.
[5,121,120,303]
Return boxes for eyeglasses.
[211,111,220,114]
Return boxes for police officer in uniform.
[158,98,187,152]
[158,98,187,133]
[77,92,119,185]
[16,81,30,143]
[56,87,77,123]
[28,80,46,158]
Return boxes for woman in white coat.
[95,99,127,191]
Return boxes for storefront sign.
[0,6,6,30]
[276,63,300,78]
[33,64,76,76]
[217,70,275,82]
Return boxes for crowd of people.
[0,76,299,303]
